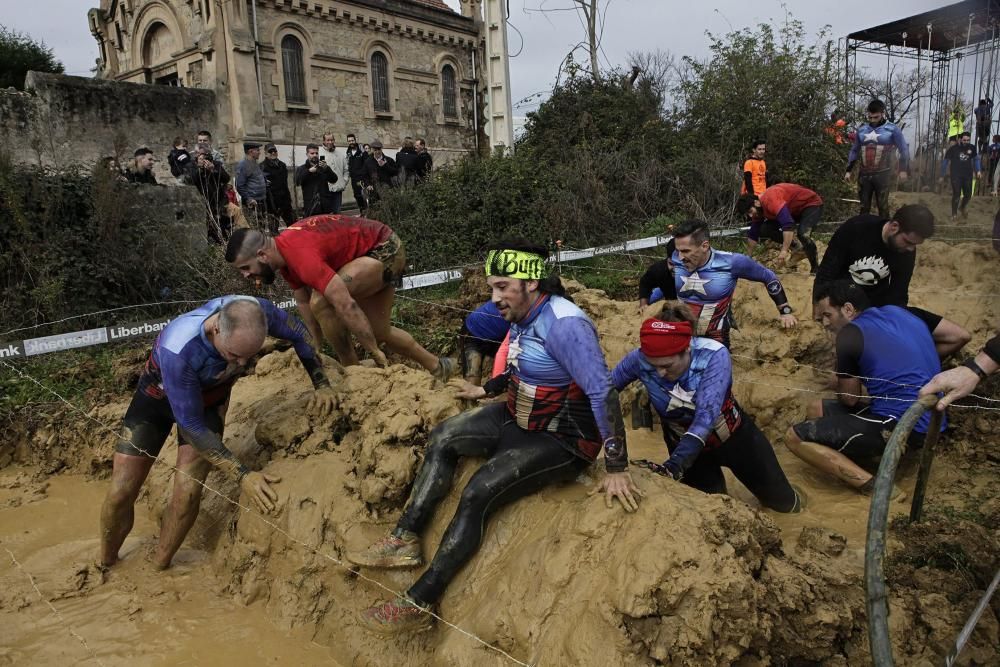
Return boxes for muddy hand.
[589,471,642,513]
[779,313,798,329]
[308,386,338,417]
[448,378,486,400]
[919,365,981,411]
[240,472,281,513]
[370,349,389,368]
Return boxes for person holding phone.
[294,143,338,217]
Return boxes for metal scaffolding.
[843,0,1000,191]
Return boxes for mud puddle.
[0,469,340,666]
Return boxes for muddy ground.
[1,213,998,665]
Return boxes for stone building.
[87,0,513,163]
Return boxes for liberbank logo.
[23,328,109,356]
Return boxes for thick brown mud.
[1,231,998,665]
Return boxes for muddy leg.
[100,453,156,566]
[153,444,212,569]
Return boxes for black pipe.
[909,410,943,523]
[865,394,937,667]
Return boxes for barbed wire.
[0,359,534,667]
[4,547,107,667]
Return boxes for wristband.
[779,305,793,316]
[962,358,989,380]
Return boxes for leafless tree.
[853,64,931,127]
[526,0,608,81]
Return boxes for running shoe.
[433,356,456,382]
[359,596,433,635]
[346,532,422,568]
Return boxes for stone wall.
[0,72,217,181]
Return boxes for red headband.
[640,319,693,357]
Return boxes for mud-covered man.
[99,296,336,570]
[458,299,511,385]
[786,281,946,494]
[225,216,453,379]
[347,240,639,635]
[669,218,797,348]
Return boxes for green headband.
[485,249,548,280]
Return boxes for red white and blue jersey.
[504,294,618,464]
[611,338,741,448]
[848,120,910,173]
[138,296,317,441]
[671,249,783,346]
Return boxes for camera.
[319,156,326,162]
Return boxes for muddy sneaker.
[360,596,433,636]
[432,357,455,382]
[346,533,422,569]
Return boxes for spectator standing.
[321,132,350,213]
[196,130,226,164]
[415,138,433,181]
[395,137,420,186]
[740,140,768,197]
[294,143,338,217]
[235,141,267,212]
[345,133,370,214]
[125,148,158,185]
[975,98,993,152]
[261,143,293,232]
[370,140,399,189]
[185,145,232,243]
[167,137,191,182]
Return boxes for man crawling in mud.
[225,216,454,380]
[347,240,640,635]
[99,296,336,570]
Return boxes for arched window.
[281,35,306,105]
[441,64,457,119]
[371,52,390,113]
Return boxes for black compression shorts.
[115,387,229,458]
[792,399,924,461]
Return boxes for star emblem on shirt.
[680,272,711,295]
[667,385,696,410]
[863,129,879,143]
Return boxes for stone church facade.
[87,0,492,162]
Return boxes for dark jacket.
[125,168,158,185]
[346,146,369,180]
[370,154,399,187]
[184,159,230,216]
[261,158,292,207]
[396,147,420,185]
[167,148,191,178]
[294,160,338,216]
[416,151,433,181]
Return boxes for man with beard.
[845,99,910,218]
[294,144,338,217]
[224,217,453,379]
[99,296,336,570]
[345,134,369,214]
[346,240,638,635]
[812,204,970,358]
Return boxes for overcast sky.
[5,0,945,113]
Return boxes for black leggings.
[858,170,891,218]
[397,402,589,606]
[666,418,798,512]
[757,204,821,271]
[951,175,974,215]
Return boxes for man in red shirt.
[737,183,822,273]
[225,216,453,378]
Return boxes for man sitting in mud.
[225,216,454,380]
[99,296,336,570]
[458,299,510,385]
[812,203,969,358]
[669,218,797,348]
[786,281,946,494]
[346,240,639,635]
[612,301,801,512]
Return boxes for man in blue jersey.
[786,281,945,493]
[845,99,910,218]
[459,300,511,385]
[611,302,800,512]
[99,296,336,570]
[347,240,637,635]
[669,219,797,347]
